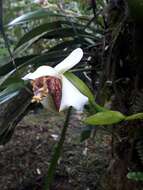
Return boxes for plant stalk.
[43,106,72,190]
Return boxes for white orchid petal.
[54,48,83,74]
[22,66,59,80]
[59,76,88,111]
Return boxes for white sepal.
[22,66,59,80]
[54,48,83,74]
[59,76,88,111]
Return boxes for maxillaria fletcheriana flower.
[22,48,88,111]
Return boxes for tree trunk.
[95,0,143,189]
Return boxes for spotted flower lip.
[22,48,88,111]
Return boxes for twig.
[91,0,96,17]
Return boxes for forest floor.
[0,109,111,190]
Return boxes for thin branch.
[91,0,97,17]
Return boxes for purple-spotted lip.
[31,76,62,110]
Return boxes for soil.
[0,109,111,190]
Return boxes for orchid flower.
[22,48,88,111]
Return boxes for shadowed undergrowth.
[0,110,110,190]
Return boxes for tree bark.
[96,0,143,189]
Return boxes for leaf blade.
[84,111,125,125]
[125,113,143,121]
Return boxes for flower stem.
[43,106,72,190]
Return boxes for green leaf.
[0,91,19,104]
[64,72,95,103]
[8,9,64,26]
[8,9,88,27]
[0,55,35,76]
[44,28,96,40]
[127,172,143,181]
[84,111,125,125]
[0,70,16,87]
[15,27,94,52]
[125,113,143,121]
[15,21,84,50]
[0,82,24,104]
